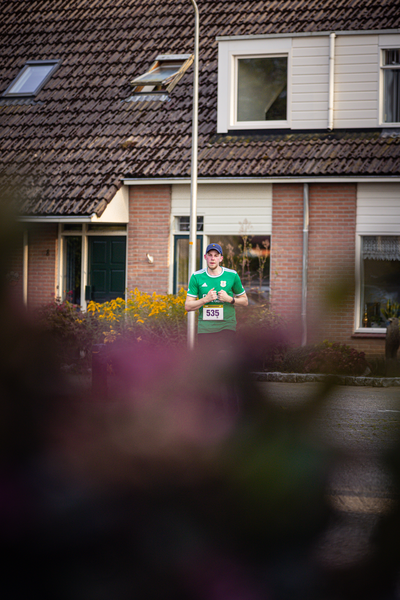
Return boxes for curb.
[252,372,400,387]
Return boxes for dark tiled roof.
[0,0,399,216]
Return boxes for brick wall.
[271,183,384,357]
[307,183,357,345]
[270,184,304,342]
[127,185,171,294]
[27,224,58,308]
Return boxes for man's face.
[205,249,223,271]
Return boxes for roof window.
[130,54,193,94]
[3,60,60,97]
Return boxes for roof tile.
[0,0,400,215]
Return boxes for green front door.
[88,236,126,302]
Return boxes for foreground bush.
[38,299,104,365]
[278,341,370,377]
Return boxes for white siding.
[334,35,379,128]
[357,183,400,234]
[171,184,272,235]
[291,36,329,129]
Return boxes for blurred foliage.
[38,293,286,371]
[275,341,370,377]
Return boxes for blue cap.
[205,243,223,255]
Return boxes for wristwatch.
[230,297,235,305]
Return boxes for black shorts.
[197,329,236,349]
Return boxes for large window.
[360,236,400,328]
[237,56,287,122]
[382,49,400,123]
[209,234,270,304]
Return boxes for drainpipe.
[301,183,309,347]
[23,229,28,306]
[328,32,336,130]
[187,0,199,350]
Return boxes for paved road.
[257,382,400,571]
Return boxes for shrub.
[278,345,316,374]
[278,341,370,377]
[304,341,369,376]
[37,299,104,367]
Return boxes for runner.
[185,243,248,347]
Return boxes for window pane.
[132,64,181,85]
[65,237,81,305]
[9,64,54,95]
[209,235,270,304]
[237,57,287,122]
[361,237,400,327]
[178,216,204,232]
[175,237,202,292]
[384,68,400,123]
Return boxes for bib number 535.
[203,305,223,320]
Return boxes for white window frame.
[355,233,400,333]
[379,46,400,127]
[218,37,292,133]
[233,53,289,129]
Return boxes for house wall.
[218,32,400,132]
[270,183,304,342]
[27,224,58,308]
[127,185,171,294]
[292,36,329,129]
[171,183,272,235]
[306,183,357,344]
[334,34,379,129]
[357,182,400,234]
[270,182,385,356]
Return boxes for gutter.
[216,28,400,42]
[123,176,400,185]
[301,183,309,347]
[23,230,28,306]
[19,214,97,223]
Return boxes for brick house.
[1,0,400,354]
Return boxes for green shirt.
[187,267,246,333]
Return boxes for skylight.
[4,60,60,97]
[130,54,193,94]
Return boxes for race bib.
[203,304,224,320]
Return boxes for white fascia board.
[123,177,400,185]
[19,215,95,223]
[216,29,400,42]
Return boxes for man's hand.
[205,288,218,303]
[218,290,232,303]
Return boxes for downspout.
[301,183,309,347]
[328,32,336,130]
[23,229,28,306]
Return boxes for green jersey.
[187,267,246,333]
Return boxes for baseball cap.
[205,243,223,255]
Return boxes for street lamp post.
[187,0,199,350]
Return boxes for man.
[185,243,248,346]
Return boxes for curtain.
[363,236,400,261]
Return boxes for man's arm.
[217,289,248,306]
[234,292,248,306]
[185,288,218,312]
